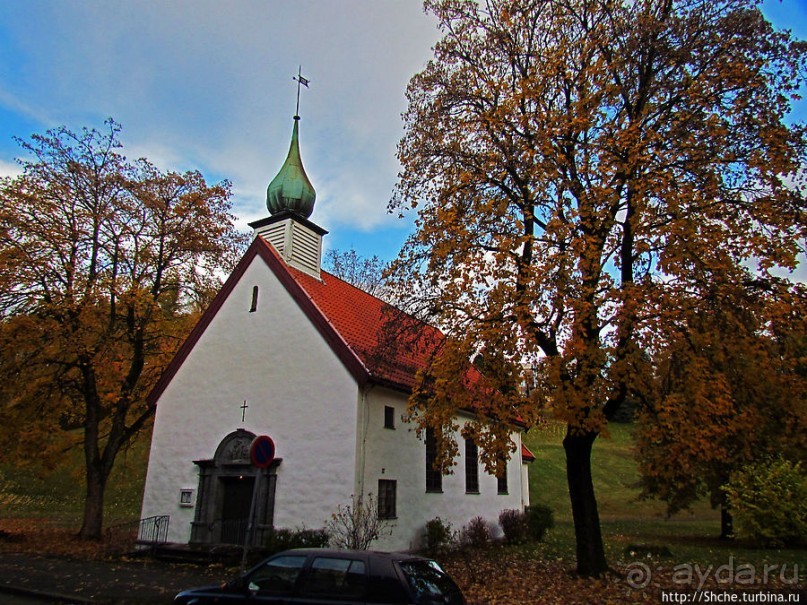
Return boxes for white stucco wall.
[360,387,529,551]
[140,255,360,543]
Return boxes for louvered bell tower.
[250,112,327,279]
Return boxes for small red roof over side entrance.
[521,443,536,463]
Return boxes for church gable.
[141,244,362,544]
[148,238,370,408]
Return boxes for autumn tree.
[324,247,389,298]
[0,120,247,539]
[387,0,806,575]
[635,279,806,538]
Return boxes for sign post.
[240,435,276,573]
[250,435,276,469]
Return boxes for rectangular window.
[497,457,508,495]
[425,428,443,492]
[465,439,479,494]
[179,488,194,507]
[378,480,397,519]
[384,406,395,429]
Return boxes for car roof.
[274,548,430,562]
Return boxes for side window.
[378,479,397,519]
[247,555,306,595]
[425,428,443,492]
[496,456,508,495]
[299,557,367,599]
[465,438,479,494]
[384,405,395,429]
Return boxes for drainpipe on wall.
[354,384,373,503]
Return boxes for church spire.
[253,70,325,279]
[266,115,317,218]
[266,68,315,219]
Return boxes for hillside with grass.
[523,422,806,568]
[0,432,150,527]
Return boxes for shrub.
[498,509,530,544]
[723,457,807,547]
[263,527,330,554]
[459,516,491,548]
[326,493,391,550]
[424,517,454,553]
[525,504,554,542]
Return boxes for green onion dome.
[266,116,316,218]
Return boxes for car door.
[291,554,368,605]
[244,554,309,603]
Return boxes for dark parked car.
[174,548,466,605]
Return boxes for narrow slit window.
[465,438,479,494]
[425,428,443,493]
[384,406,395,429]
[250,286,259,312]
[496,456,508,495]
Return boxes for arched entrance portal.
[190,429,280,545]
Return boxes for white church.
[139,112,534,552]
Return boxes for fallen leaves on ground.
[440,548,804,604]
[0,517,111,559]
[441,549,654,604]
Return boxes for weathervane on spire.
[293,66,310,118]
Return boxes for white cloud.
[0,1,437,259]
[0,159,22,178]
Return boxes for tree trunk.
[79,460,107,540]
[720,504,734,540]
[564,428,609,576]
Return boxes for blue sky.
[1,0,805,266]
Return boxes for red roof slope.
[281,247,440,392]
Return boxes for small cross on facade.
[240,400,248,423]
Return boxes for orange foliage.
[0,120,248,538]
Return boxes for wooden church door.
[219,475,254,544]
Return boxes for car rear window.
[397,560,463,605]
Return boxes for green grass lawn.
[523,422,805,570]
[0,432,150,526]
[525,421,696,521]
